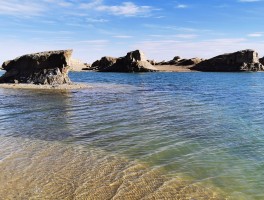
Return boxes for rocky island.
[191,49,264,72]
[1,49,264,78]
[153,56,203,72]
[0,50,89,89]
[90,50,157,72]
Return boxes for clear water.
[0,71,264,199]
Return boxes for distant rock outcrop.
[91,50,157,72]
[156,56,203,66]
[0,50,72,84]
[191,49,264,72]
[259,56,264,65]
[91,57,117,71]
[81,63,92,70]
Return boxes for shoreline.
[73,65,197,72]
[0,83,91,90]
[154,65,196,72]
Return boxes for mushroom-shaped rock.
[0,50,73,84]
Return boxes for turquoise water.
[0,71,264,199]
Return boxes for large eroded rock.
[191,49,263,72]
[0,50,72,84]
[92,50,157,72]
[91,57,117,71]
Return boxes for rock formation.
[0,50,72,84]
[191,49,264,72]
[91,57,117,71]
[147,60,156,65]
[156,56,203,66]
[91,50,157,72]
[81,63,92,70]
[259,56,264,65]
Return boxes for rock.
[125,50,147,62]
[156,57,203,66]
[92,56,117,71]
[147,60,156,65]
[91,60,100,68]
[93,50,157,72]
[157,60,168,65]
[177,57,203,66]
[191,49,263,72]
[82,63,92,70]
[0,50,72,84]
[259,57,264,65]
[173,56,181,61]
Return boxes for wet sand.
[154,65,196,72]
[0,83,91,90]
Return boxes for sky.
[1,0,264,63]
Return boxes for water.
[0,71,264,199]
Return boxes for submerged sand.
[0,83,91,90]
[0,136,225,199]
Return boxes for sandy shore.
[154,65,196,72]
[71,65,197,72]
[0,83,91,90]
[70,65,88,72]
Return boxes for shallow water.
[0,71,264,199]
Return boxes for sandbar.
[154,65,196,72]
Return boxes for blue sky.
[1,0,264,63]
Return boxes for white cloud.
[148,34,198,39]
[113,35,133,39]
[96,2,152,16]
[176,4,188,8]
[0,1,45,16]
[248,33,263,37]
[79,0,102,9]
[79,0,153,17]
[174,34,198,39]
[143,24,211,33]
[86,18,109,23]
[0,0,78,17]
[43,0,73,7]
[0,0,154,19]
[238,0,261,2]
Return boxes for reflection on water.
[0,89,74,141]
[1,72,264,199]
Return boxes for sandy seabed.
[0,83,91,90]
[0,136,225,200]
